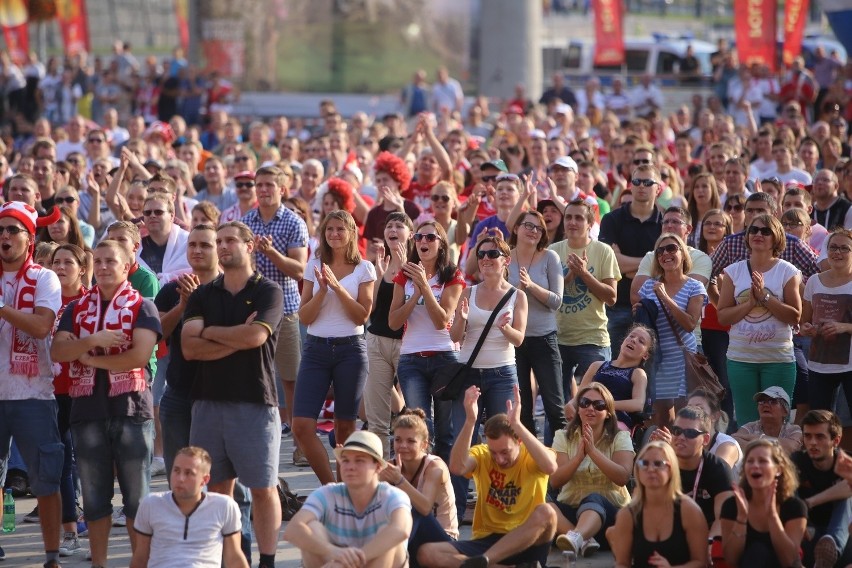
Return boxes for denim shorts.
[72,415,153,521]
[293,334,368,421]
[152,352,169,406]
[0,399,63,496]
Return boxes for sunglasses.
[519,221,544,233]
[655,243,680,256]
[234,156,251,162]
[143,209,168,217]
[631,178,657,187]
[87,138,105,144]
[413,233,441,243]
[637,459,669,470]
[430,194,450,203]
[496,173,520,182]
[578,397,607,411]
[748,226,773,236]
[724,204,743,212]
[476,249,505,260]
[633,159,652,165]
[671,425,705,439]
[55,196,76,205]
[481,174,498,183]
[0,225,27,236]
[235,182,255,188]
[781,221,804,228]
[756,397,782,406]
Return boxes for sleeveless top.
[458,285,517,369]
[411,454,459,539]
[632,499,690,568]
[593,361,640,427]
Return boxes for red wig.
[373,151,412,191]
[325,178,356,213]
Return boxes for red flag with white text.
[56,0,89,55]
[782,0,809,67]
[734,0,778,71]
[592,0,624,66]
[0,0,29,65]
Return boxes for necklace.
[515,248,537,272]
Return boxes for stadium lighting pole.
[478,0,543,102]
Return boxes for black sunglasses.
[87,138,105,144]
[724,204,743,212]
[633,159,652,165]
[0,226,27,236]
[481,174,498,183]
[578,397,607,411]
[476,249,505,260]
[143,209,168,217]
[671,426,705,439]
[55,196,77,205]
[748,226,773,236]
[430,194,450,203]
[234,156,251,162]
[414,233,441,243]
[631,178,657,187]
[655,243,680,256]
[235,182,255,188]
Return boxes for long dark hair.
[382,211,414,260]
[409,220,457,285]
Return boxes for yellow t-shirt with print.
[549,239,620,347]
[468,442,552,539]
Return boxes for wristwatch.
[761,292,771,305]
[0,299,5,310]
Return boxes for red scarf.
[69,280,145,398]
[7,258,44,378]
[51,287,87,395]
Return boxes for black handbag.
[430,287,516,402]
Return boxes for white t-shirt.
[304,258,376,337]
[55,139,86,161]
[765,168,813,186]
[134,491,241,568]
[803,272,852,374]
[394,269,465,355]
[0,267,61,400]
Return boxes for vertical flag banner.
[201,18,245,77]
[592,0,625,66]
[783,0,809,66]
[734,0,778,71]
[56,0,89,55]
[0,0,29,65]
[175,0,189,54]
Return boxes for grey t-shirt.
[507,248,563,336]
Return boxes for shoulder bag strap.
[464,287,516,367]
[655,284,688,351]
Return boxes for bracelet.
[391,477,404,486]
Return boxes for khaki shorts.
[275,312,301,382]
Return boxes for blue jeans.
[554,493,620,545]
[72,416,153,521]
[516,332,565,442]
[806,497,852,563]
[398,352,458,461]
[450,364,519,522]
[606,304,634,359]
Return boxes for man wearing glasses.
[137,194,191,286]
[84,129,119,171]
[220,170,258,224]
[650,406,734,541]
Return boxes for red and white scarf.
[6,259,45,378]
[69,280,145,398]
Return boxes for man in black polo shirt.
[650,406,733,539]
[598,163,663,356]
[793,410,852,568]
[182,221,284,568]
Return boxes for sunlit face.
[578,388,608,427]
[47,214,70,243]
[637,447,671,489]
[0,219,31,265]
[126,185,147,216]
[494,180,519,208]
[708,149,729,174]
[702,213,727,243]
[781,214,808,240]
[671,417,706,459]
[798,144,818,168]
[417,154,439,182]
[384,219,411,249]
[414,224,441,262]
[339,450,381,484]
[812,171,838,200]
[723,164,745,192]
[515,213,544,246]
[301,164,322,192]
[186,228,217,271]
[661,212,690,241]
[7,180,39,206]
[216,226,253,269]
[93,245,130,289]
[106,228,138,257]
[170,454,210,501]
[620,327,652,363]
[374,171,399,193]
[324,217,351,249]
[430,187,453,216]
[50,249,84,288]
[563,204,590,240]
[191,210,213,228]
[655,237,683,273]
[322,193,341,215]
[743,446,780,490]
[827,235,852,268]
[392,426,428,460]
[486,434,520,469]
[142,197,173,235]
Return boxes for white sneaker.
[581,536,601,557]
[555,530,583,553]
[151,458,167,476]
[112,507,126,527]
[59,532,83,556]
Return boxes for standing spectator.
[631,74,664,118]
[137,193,191,285]
[401,69,430,118]
[181,222,284,568]
[540,72,577,109]
[431,67,463,114]
[196,156,238,212]
[811,47,843,118]
[811,169,852,230]
[779,58,818,121]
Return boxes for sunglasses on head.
[724,204,743,212]
[655,243,680,256]
[414,233,441,243]
[671,425,705,439]
[748,226,772,236]
[637,459,669,470]
[143,209,168,217]
[578,397,607,411]
[55,196,76,205]
[631,178,657,187]
[496,173,520,182]
[476,249,505,260]
[235,181,255,188]
[430,194,450,203]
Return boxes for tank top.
[632,499,690,568]
[592,361,640,427]
[410,454,459,539]
[458,285,517,369]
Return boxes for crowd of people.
[0,42,850,568]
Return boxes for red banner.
[0,0,29,65]
[782,0,809,67]
[175,0,189,54]
[56,0,89,55]
[734,0,778,71]
[592,0,624,66]
[201,19,244,77]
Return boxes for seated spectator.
[283,431,412,568]
[130,447,248,568]
[550,383,634,557]
[607,441,709,568]
[686,388,743,470]
[732,387,803,454]
[720,439,807,568]
[418,385,557,568]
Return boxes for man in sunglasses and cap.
[283,431,412,568]
[650,406,734,541]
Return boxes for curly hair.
[738,439,799,504]
[373,151,412,191]
[325,177,356,214]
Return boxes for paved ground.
[1,428,615,567]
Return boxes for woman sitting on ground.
[686,388,743,471]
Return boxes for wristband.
[391,477,404,486]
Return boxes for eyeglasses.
[578,397,607,411]
[0,226,27,236]
[655,243,680,256]
[66,158,82,165]
[234,156,251,162]
[748,226,773,236]
[631,178,657,187]
[828,244,852,254]
[704,221,726,229]
[55,196,77,205]
[477,249,505,260]
[757,397,782,406]
[637,459,669,470]
[633,159,652,165]
[87,138,105,144]
[481,174,498,183]
[724,204,743,212]
[671,426,706,439]
[413,233,441,243]
[781,221,804,228]
[662,218,686,226]
[430,194,450,203]
[235,182,255,189]
[519,221,544,233]
[143,209,168,217]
